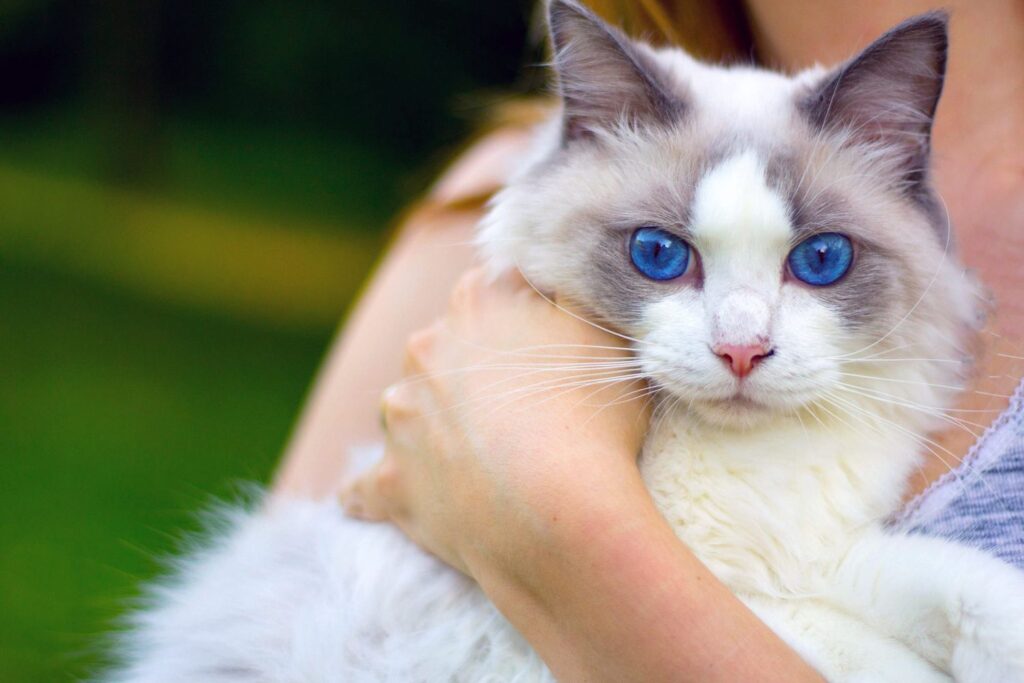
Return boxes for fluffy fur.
[109,499,548,682]
[108,3,1024,681]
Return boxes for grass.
[0,110,418,232]
[0,258,333,681]
[0,112,403,680]
[0,163,383,330]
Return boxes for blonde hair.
[470,0,755,174]
[585,0,752,63]
[485,0,752,124]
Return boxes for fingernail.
[340,486,365,518]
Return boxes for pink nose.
[713,343,773,378]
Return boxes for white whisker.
[513,257,655,348]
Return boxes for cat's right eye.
[629,227,691,281]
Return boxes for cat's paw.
[950,567,1024,683]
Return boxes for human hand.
[339,267,651,579]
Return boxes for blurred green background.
[0,1,534,679]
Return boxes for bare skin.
[275,131,528,494]
[342,269,821,682]
[277,1,1023,680]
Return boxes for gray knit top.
[896,380,1024,570]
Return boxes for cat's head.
[480,0,980,429]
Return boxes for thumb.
[339,457,397,522]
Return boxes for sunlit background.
[0,1,534,679]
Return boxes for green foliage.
[0,260,329,681]
[0,0,535,679]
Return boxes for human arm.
[340,269,823,682]
[275,128,531,496]
[474,470,821,683]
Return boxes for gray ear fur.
[801,11,949,191]
[548,0,683,141]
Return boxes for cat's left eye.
[787,233,853,286]
[630,227,691,281]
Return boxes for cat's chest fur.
[639,404,919,596]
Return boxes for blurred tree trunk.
[86,0,162,187]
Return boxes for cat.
[109,2,1024,681]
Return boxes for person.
[275,1,1024,680]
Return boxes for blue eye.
[630,227,690,281]
[787,233,853,286]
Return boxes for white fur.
[652,48,825,135]
[108,29,1024,683]
[108,499,548,682]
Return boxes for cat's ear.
[548,0,682,141]
[801,11,948,186]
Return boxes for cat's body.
[643,408,1023,681]
[110,3,1024,681]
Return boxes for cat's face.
[480,1,976,428]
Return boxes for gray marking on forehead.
[765,150,901,331]
[764,152,855,239]
[550,142,718,334]
[769,132,950,244]
[699,136,756,176]
[559,130,756,333]
[559,140,900,336]
[605,137,732,235]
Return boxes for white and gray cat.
[110,2,1024,681]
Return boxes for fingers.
[450,267,488,312]
[380,381,426,454]
[345,378,423,522]
[402,324,438,376]
[493,267,530,292]
[450,266,532,310]
[340,455,402,522]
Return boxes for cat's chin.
[685,394,785,430]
